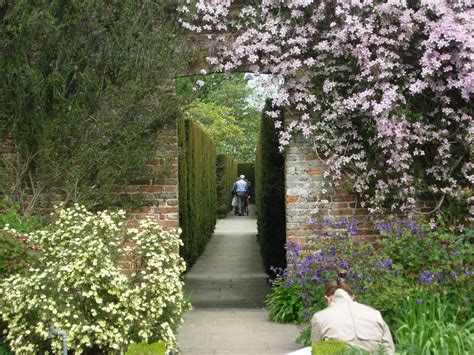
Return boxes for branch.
[415,194,445,215]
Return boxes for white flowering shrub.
[0,205,188,354]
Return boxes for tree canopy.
[177,74,260,163]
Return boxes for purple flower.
[383,259,393,269]
[417,298,423,304]
[419,270,434,284]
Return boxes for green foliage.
[0,198,42,233]
[267,219,473,353]
[0,205,188,353]
[178,118,217,268]
[255,101,286,274]
[176,74,233,103]
[216,155,238,218]
[0,232,38,278]
[0,342,11,355]
[266,279,305,324]
[296,326,312,347]
[184,100,246,159]
[0,198,40,278]
[393,295,474,354]
[176,74,260,162]
[369,222,473,324]
[312,340,348,354]
[1,0,185,210]
[126,341,166,355]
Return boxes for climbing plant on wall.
[180,1,473,221]
[1,0,185,211]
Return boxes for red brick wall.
[285,127,376,248]
[0,122,180,229]
[112,122,180,228]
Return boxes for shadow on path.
[177,205,301,355]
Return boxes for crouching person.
[311,271,395,354]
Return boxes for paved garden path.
[176,205,302,355]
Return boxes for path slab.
[177,207,302,354]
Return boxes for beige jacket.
[311,289,395,354]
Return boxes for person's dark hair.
[324,269,355,297]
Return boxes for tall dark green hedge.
[216,155,238,218]
[255,101,286,275]
[237,163,255,203]
[178,118,217,268]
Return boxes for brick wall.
[112,122,180,229]
[285,132,374,248]
[0,122,180,229]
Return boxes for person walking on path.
[232,174,249,216]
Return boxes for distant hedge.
[216,155,238,218]
[237,163,255,203]
[178,118,217,268]
[255,101,286,275]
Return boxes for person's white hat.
[240,175,245,179]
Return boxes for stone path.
[176,206,302,355]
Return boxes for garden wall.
[113,122,180,229]
[0,127,16,194]
[285,112,373,248]
[0,123,180,228]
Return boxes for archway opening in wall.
[175,73,287,276]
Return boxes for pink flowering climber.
[180,0,473,218]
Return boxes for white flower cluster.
[0,204,188,354]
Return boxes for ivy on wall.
[178,118,217,268]
[256,101,286,276]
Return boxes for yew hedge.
[255,102,286,276]
[216,155,238,218]
[178,118,217,268]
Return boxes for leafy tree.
[177,74,260,162]
[184,100,245,159]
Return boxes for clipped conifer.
[178,118,217,267]
[216,155,238,218]
[255,101,286,275]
